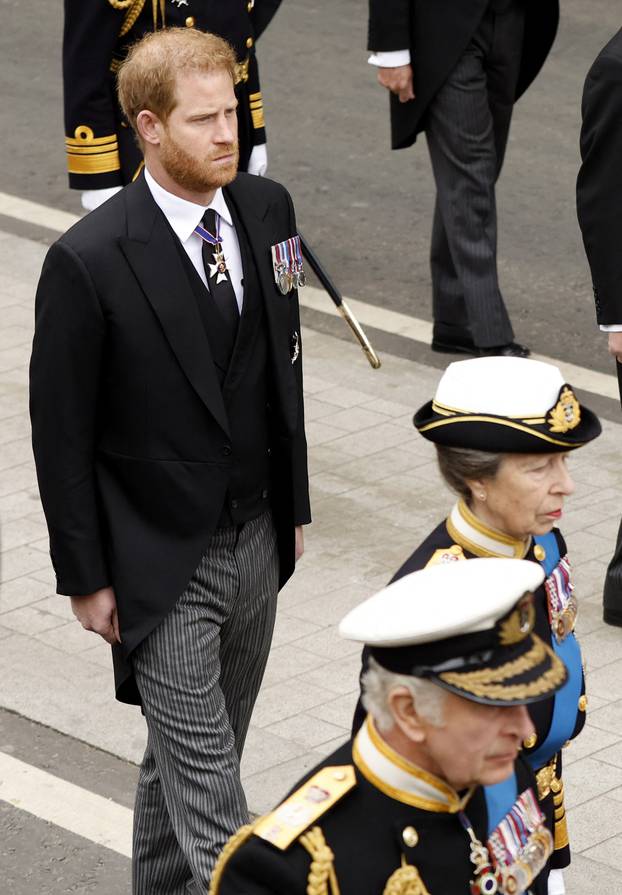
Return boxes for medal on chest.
[545,554,577,642]
[194,218,229,284]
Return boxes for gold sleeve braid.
[208,823,256,895]
[299,827,341,895]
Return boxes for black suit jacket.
[577,28,622,326]
[368,0,559,149]
[30,172,310,703]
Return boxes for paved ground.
[1,221,622,890]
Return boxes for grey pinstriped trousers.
[426,0,525,348]
[131,511,279,894]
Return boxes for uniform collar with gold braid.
[353,715,474,813]
[447,499,530,559]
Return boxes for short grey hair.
[361,657,447,731]
[435,444,503,501]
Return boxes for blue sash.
[527,533,583,769]
[485,772,518,835]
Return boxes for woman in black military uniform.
[352,356,601,895]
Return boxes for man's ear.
[136,110,162,147]
[387,686,427,744]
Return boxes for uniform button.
[523,733,537,750]
[222,444,232,456]
[247,1,253,10]
[246,36,254,48]
[261,489,268,499]
[185,16,195,27]
[231,499,239,509]
[333,770,346,781]
[402,826,418,848]
[533,545,546,561]
[267,448,272,456]
[578,694,588,712]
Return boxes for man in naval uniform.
[368,0,559,357]
[209,558,565,895]
[31,28,309,893]
[63,0,281,210]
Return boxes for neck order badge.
[195,212,229,284]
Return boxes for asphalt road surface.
[1,0,621,374]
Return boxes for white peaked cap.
[338,558,545,647]
[435,357,565,417]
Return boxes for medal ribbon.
[194,215,221,248]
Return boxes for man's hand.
[71,586,121,644]
[377,65,415,103]
[295,525,304,563]
[608,331,622,363]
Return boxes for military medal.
[544,554,577,642]
[271,236,306,294]
[194,218,229,284]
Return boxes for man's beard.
[159,131,239,193]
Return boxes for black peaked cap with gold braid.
[414,356,601,453]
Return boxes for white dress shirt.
[144,167,244,313]
[368,49,411,67]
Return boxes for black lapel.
[224,177,297,427]
[118,176,230,438]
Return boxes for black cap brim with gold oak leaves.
[414,384,601,453]
[370,593,567,707]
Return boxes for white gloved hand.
[547,869,565,895]
[81,186,123,212]
[247,143,268,176]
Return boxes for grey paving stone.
[265,713,348,749]
[269,613,322,649]
[0,462,38,497]
[0,575,54,613]
[307,692,359,729]
[319,405,394,432]
[239,726,309,779]
[35,620,101,654]
[0,543,49,582]
[564,853,622,893]
[251,677,335,729]
[313,385,372,408]
[586,659,622,702]
[582,835,622,873]
[305,418,347,447]
[300,653,363,696]
[260,643,327,688]
[0,606,67,636]
[588,700,622,738]
[327,422,413,458]
[563,756,622,809]
[0,515,47,550]
[241,752,323,816]
[581,628,622,672]
[566,796,622,852]
[595,742,622,772]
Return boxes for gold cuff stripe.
[66,126,121,174]
[438,637,566,700]
[419,415,585,449]
[249,91,262,101]
[251,108,265,129]
[67,152,122,175]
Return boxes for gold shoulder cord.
[299,827,341,895]
[383,856,431,895]
[208,823,256,895]
[106,0,164,37]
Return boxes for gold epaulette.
[65,126,121,176]
[254,765,356,851]
[208,822,256,895]
[249,91,265,129]
[425,545,466,567]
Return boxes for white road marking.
[0,750,132,857]
[1,189,618,402]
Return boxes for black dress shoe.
[475,342,531,358]
[430,337,477,355]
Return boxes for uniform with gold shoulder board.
[62,0,281,189]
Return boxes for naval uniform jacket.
[210,725,551,895]
[30,171,310,704]
[368,0,559,149]
[63,0,281,188]
[577,27,622,326]
[352,502,586,870]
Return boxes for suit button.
[246,36,254,48]
[267,448,272,456]
[185,16,195,27]
[231,499,239,509]
[247,1,253,11]
[402,826,418,848]
[261,489,268,499]
[222,444,232,456]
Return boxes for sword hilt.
[338,300,381,369]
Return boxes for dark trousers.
[602,363,622,626]
[131,511,279,893]
[426,0,525,348]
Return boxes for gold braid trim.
[299,827,340,895]
[107,0,135,8]
[383,856,431,895]
[120,0,147,36]
[208,823,256,895]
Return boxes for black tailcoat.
[30,172,310,704]
[577,28,622,326]
[368,0,560,149]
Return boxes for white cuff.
[247,143,268,177]
[600,323,622,331]
[81,186,123,212]
[547,868,565,895]
[368,49,411,68]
